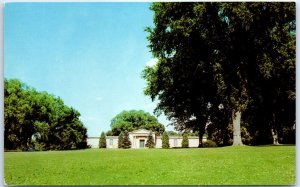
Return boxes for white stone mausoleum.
[87,129,206,148]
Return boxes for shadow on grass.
[251,144,295,147]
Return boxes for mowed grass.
[4,145,295,185]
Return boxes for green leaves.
[122,131,131,149]
[143,2,295,145]
[110,110,164,135]
[162,131,169,148]
[181,133,189,148]
[4,79,88,151]
[145,131,155,148]
[99,132,106,148]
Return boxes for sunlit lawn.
[4,145,295,185]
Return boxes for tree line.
[4,79,88,151]
[142,2,295,146]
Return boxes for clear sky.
[4,2,174,137]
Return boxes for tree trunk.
[232,110,243,146]
[198,123,205,147]
[198,133,204,147]
[271,128,279,145]
[271,113,279,145]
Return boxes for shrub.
[99,132,106,148]
[207,122,232,146]
[162,132,169,148]
[145,131,155,148]
[280,126,295,144]
[203,140,217,148]
[181,133,189,148]
[241,126,252,145]
[207,122,253,146]
[250,128,273,145]
[33,142,46,151]
[122,131,131,149]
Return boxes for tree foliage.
[162,132,169,148]
[99,132,106,148]
[122,131,131,149]
[4,79,88,151]
[110,110,165,135]
[142,2,295,146]
[118,132,124,148]
[181,133,189,148]
[145,131,155,148]
[105,130,113,136]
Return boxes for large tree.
[142,3,219,146]
[142,2,295,146]
[110,110,165,135]
[216,3,295,145]
[4,79,88,150]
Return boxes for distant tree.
[186,131,199,136]
[122,131,131,149]
[162,132,169,148]
[182,133,189,148]
[145,131,155,148]
[110,110,165,135]
[106,130,113,136]
[99,132,106,148]
[118,132,124,148]
[166,131,181,136]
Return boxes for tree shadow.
[252,144,295,147]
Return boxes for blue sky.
[4,2,174,136]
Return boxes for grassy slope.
[4,146,295,185]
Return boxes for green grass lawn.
[4,145,295,185]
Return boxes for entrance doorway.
[139,140,145,148]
